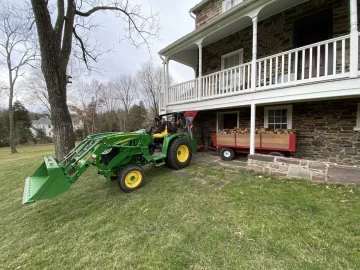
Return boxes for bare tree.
[30,0,159,159]
[98,81,120,131]
[0,1,37,153]
[136,61,165,117]
[23,69,50,115]
[112,75,136,112]
[71,79,102,135]
[108,74,137,131]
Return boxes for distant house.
[30,116,53,137]
[30,116,83,138]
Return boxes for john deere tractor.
[22,112,198,205]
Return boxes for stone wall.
[292,99,360,165]
[247,154,360,184]
[193,98,360,165]
[202,0,352,76]
[194,0,223,29]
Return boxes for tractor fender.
[162,133,191,155]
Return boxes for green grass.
[0,145,359,269]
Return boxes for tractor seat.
[153,126,168,139]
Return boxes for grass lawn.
[0,145,359,269]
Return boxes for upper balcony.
[160,0,360,112]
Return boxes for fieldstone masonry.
[247,154,360,184]
[193,98,360,165]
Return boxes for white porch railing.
[201,61,252,99]
[165,34,353,106]
[256,35,351,90]
[168,79,197,104]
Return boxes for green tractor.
[22,112,198,205]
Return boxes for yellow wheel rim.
[177,145,190,163]
[124,170,143,188]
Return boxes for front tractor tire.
[167,137,192,170]
[118,165,145,192]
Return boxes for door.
[294,9,333,79]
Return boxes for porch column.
[250,103,256,155]
[162,60,167,113]
[166,58,170,101]
[198,43,203,100]
[251,16,258,91]
[350,0,359,77]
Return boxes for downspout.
[189,11,196,28]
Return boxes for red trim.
[289,134,296,152]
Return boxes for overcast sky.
[89,0,198,83]
[0,0,199,109]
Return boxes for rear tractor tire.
[118,164,145,192]
[167,137,192,170]
[220,148,235,161]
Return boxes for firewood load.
[218,127,297,135]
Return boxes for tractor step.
[152,154,166,167]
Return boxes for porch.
[162,33,355,109]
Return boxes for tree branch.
[72,26,97,68]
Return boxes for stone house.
[159,0,360,167]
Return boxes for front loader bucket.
[22,156,70,205]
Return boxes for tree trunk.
[44,64,75,159]
[31,0,76,159]
[8,83,17,153]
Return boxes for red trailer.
[213,133,296,160]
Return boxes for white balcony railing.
[256,35,350,90]
[165,34,353,107]
[168,79,197,104]
[201,61,252,99]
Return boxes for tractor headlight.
[88,154,97,162]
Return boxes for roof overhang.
[161,0,309,68]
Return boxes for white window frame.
[221,49,244,70]
[264,105,293,129]
[355,103,360,131]
[222,0,245,13]
[217,111,240,132]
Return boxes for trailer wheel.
[118,165,145,192]
[167,137,192,170]
[220,148,235,161]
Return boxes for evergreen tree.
[13,101,32,144]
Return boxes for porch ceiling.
[163,0,309,68]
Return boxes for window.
[356,103,360,131]
[264,105,293,129]
[221,49,244,90]
[48,125,51,128]
[221,49,243,70]
[222,0,245,13]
